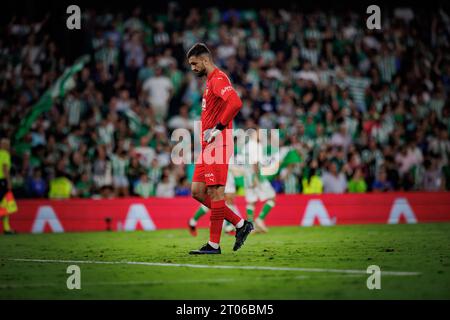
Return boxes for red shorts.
[192,143,233,186]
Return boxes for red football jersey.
[201,68,235,147]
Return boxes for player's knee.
[192,189,203,202]
[207,186,224,201]
[191,186,205,202]
[206,187,215,199]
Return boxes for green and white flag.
[262,146,302,180]
[15,55,91,142]
[122,108,143,134]
[279,147,302,169]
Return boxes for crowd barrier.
[2,192,450,233]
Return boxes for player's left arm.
[204,77,242,143]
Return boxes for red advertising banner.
[2,192,450,233]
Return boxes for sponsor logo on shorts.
[205,173,215,182]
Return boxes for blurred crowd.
[1,3,450,199]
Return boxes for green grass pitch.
[0,223,449,299]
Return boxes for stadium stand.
[1,4,450,198]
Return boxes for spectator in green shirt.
[348,167,367,193]
[75,173,93,198]
[134,173,155,198]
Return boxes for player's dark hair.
[186,43,211,59]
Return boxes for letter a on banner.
[301,199,335,226]
[388,198,417,224]
[31,206,64,233]
[124,204,156,231]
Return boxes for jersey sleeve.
[211,76,234,101]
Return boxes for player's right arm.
[214,80,242,127]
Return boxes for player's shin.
[258,200,275,220]
[226,203,241,217]
[209,200,226,247]
[191,205,209,225]
[224,203,243,226]
[203,195,242,227]
[246,204,255,222]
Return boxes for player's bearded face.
[189,57,207,77]
[195,66,206,77]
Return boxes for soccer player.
[187,43,253,254]
[242,130,276,233]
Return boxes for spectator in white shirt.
[168,104,193,130]
[142,67,173,120]
[133,135,156,168]
[156,172,176,197]
[428,126,450,166]
[422,158,443,191]
[322,162,348,193]
[395,141,423,176]
[331,124,352,151]
[216,36,236,62]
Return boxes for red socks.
[202,196,242,226]
[224,205,242,225]
[210,200,225,244]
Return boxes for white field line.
[7,258,421,276]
